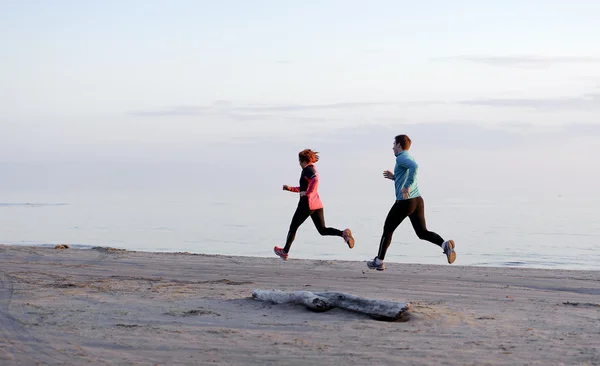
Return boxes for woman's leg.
[310,208,343,237]
[283,200,312,253]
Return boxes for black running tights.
[284,199,343,253]
[377,196,444,260]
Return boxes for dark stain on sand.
[164,308,221,317]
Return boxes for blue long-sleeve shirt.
[394,151,420,200]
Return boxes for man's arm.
[401,159,418,188]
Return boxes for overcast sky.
[1,0,599,195]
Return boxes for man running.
[367,134,456,270]
[274,149,354,260]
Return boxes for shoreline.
[3,243,599,272]
[1,244,599,365]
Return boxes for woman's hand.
[299,191,307,197]
[283,185,290,191]
[383,170,394,180]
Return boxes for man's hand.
[383,170,394,180]
[299,191,307,197]
[401,187,410,199]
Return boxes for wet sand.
[1,244,599,365]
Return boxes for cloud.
[130,106,211,116]
[459,93,600,110]
[197,121,600,168]
[130,101,414,117]
[434,55,600,67]
[224,113,330,123]
[234,101,398,112]
[130,91,600,119]
[212,100,234,108]
[361,49,384,54]
[334,121,600,156]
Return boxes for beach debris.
[207,279,254,286]
[164,308,221,317]
[251,289,411,321]
[563,301,600,308]
[91,246,127,253]
[54,244,70,249]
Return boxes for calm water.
[1,189,599,271]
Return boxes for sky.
[1,0,600,194]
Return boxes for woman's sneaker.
[367,257,386,271]
[442,240,456,264]
[342,228,355,249]
[274,246,289,261]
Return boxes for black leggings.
[284,198,343,253]
[377,196,444,260]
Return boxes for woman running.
[367,134,456,271]
[274,149,355,260]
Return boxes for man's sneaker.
[442,240,456,264]
[342,228,355,249]
[274,246,288,261]
[367,257,386,271]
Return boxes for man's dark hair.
[395,134,412,150]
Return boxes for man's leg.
[376,200,415,260]
[408,197,456,264]
[366,200,413,271]
[408,197,444,246]
[367,201,411,270]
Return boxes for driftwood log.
[251,289,411,321]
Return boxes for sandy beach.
[1,244,599,365]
